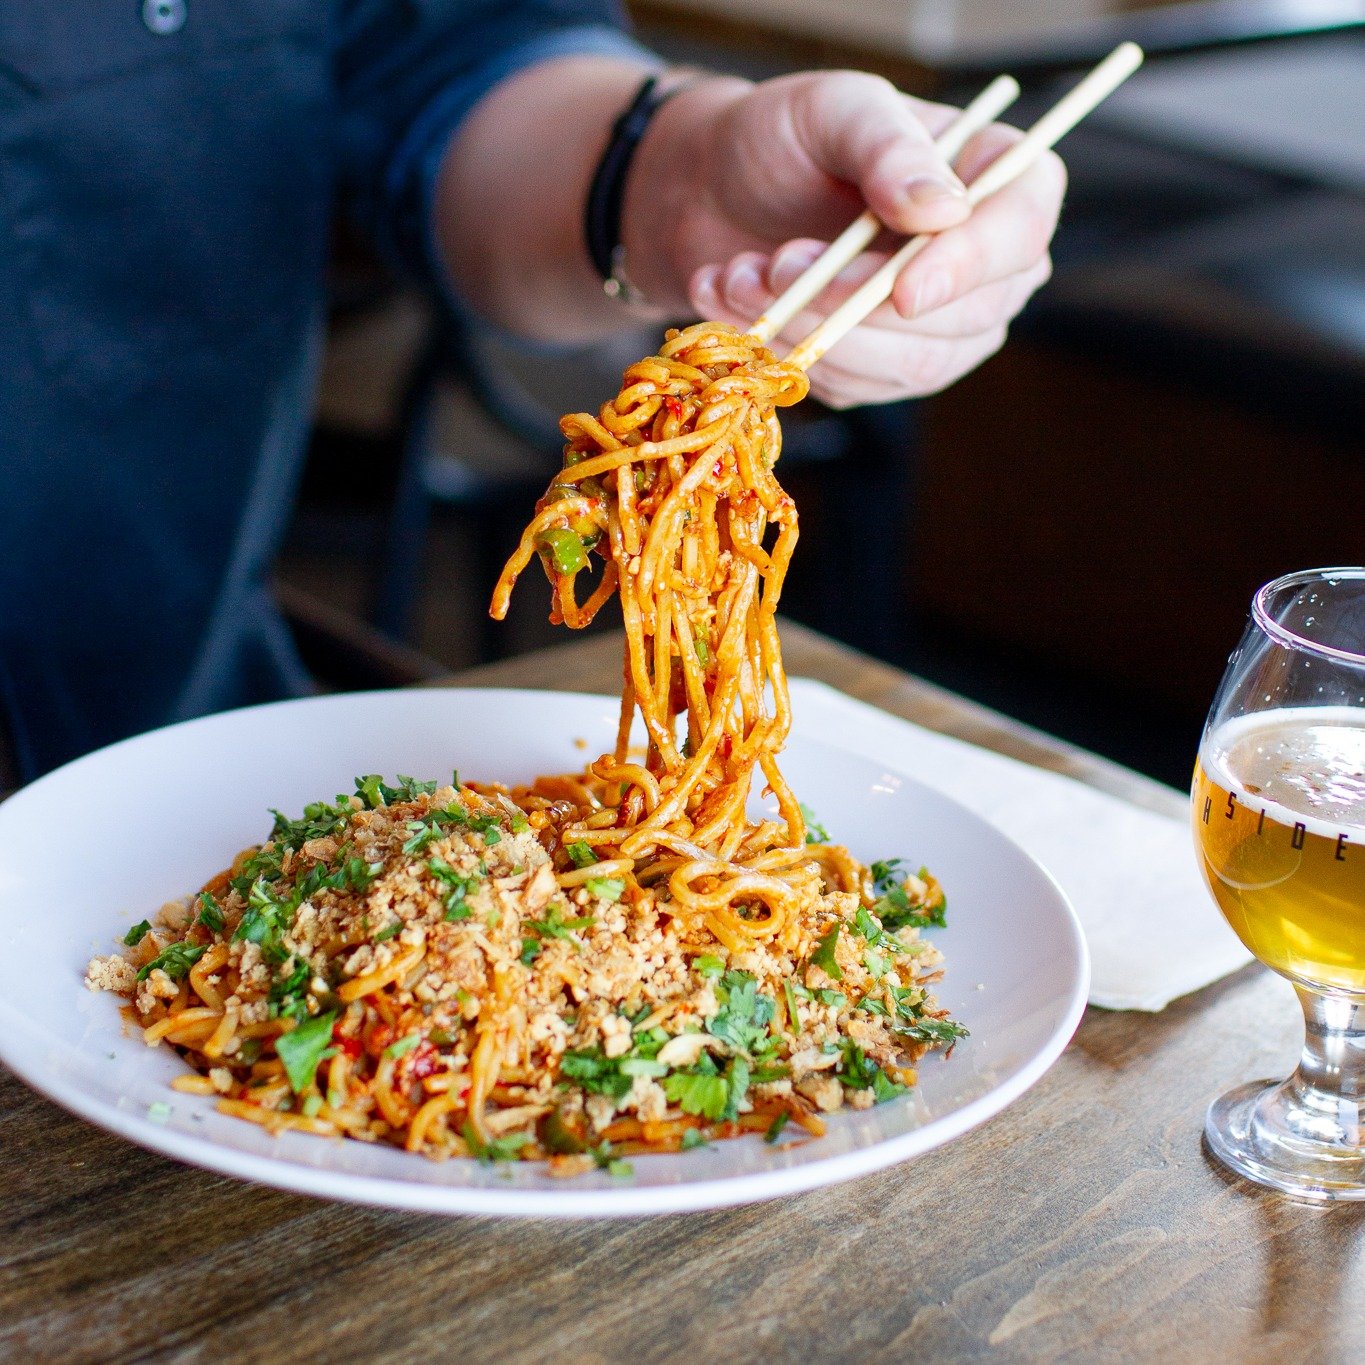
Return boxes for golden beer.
[1194,707,1365,993]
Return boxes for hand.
[630,71,1065,408]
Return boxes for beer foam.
[1201,706,1365,839]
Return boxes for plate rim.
[0,685,1090,1217]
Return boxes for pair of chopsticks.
[749,43,1145,370]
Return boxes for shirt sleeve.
[336,0,654,295]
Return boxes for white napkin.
[788,679,1251,1011]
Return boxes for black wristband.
[584,75,678,300]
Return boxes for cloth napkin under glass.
[788,679,1252,1011]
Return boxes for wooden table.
[4,622,1363,1361]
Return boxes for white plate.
[0,688,1087,1217]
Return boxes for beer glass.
[1195,567,1365,1199]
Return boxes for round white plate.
[0,688,1087,1217]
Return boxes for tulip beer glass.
[1195,568,1365,1199]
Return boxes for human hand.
[632,71,1065,408]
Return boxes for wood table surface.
[5,621,1363,1362]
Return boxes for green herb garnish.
[800,803,829,844]
[123,920,152,947]
[136,941,206,982]
[808,925,844,982]
[196,893,224,934]
[275,1010,337,1093]
[693,953,725,980]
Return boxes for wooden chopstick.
[749,74,1021,345]
[785,42,1145,372]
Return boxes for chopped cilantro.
[706,971,778,1057]
[872,870,948,931]
[275,1010,337,1093]
[813,989,847,1008]
[800,803,829,844]
[196,893,224,934]
[869,858,904,894]
[302,1094,324,1118]
[122,920,152,947]
[663,1068,729,1121]
[693,953,725,980]
[864,949,888,979]
[373,921,403,943]
[584,876,625,903]
[354,775,392,809]
[724,1056,751,1122]
[233,880,293,964]
[463,1123,531,1163]
[764,1112,790,1144]
[837,1040,881,1090]
[566,841,598,869]
[561,1048,633,1101]
[588,1140,631,1175]
[895,1015,969,1046]
[402,819,444,857]
[136,941,206,982]
[750,1062,789,1084]
[873,1069,907,1102]
[541,1107,587,1155]
[427,856,480,920]
[853,904,901,952]
[402,800,501,856]
[355,774,437,809]
[268,956,311,1021]
[523,904,595,957]
[808,925,844,982]
[681,1127,708,1151]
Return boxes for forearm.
[433,55,747,342]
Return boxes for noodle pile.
[87,322,965,1170]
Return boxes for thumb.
[792,72,970,236]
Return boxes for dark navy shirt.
[0,0,641,779]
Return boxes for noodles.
[86,322,966,1171]
[490,322,813,942]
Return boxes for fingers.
[890,126,1066,320]
[692,240,1051,343]
[688,246,1028,407]
[805,325,1008,409]
[790,72,972,236]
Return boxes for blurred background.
[279,0,1365,790]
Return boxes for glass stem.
[1287,987,1365,1143]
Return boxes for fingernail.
[911,269,953,316]
[903,175,965,210]
[724,261,765,308]
[692,264,721,306]
[770,242,824,290]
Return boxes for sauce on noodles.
[87,322,964,1169]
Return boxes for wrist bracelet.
[584,74,683,306]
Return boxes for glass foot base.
[1206,1079,1365,1202]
